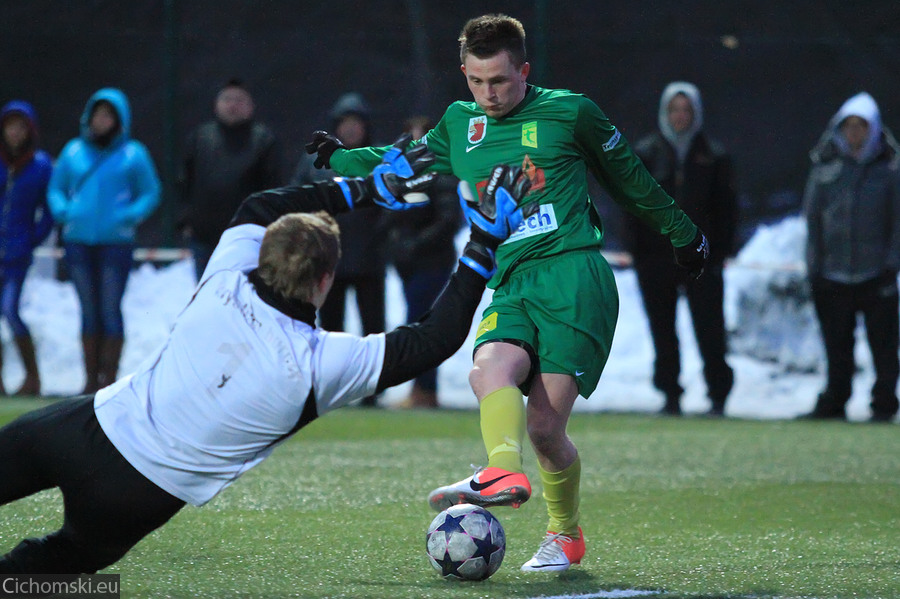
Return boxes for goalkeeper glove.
[334,133,436,211]
[458,164,537,279]
[458,165,536,250]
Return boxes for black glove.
[335,134,436,211]
[305,130,345,169]
[673,229,710,280]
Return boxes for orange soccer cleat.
[427,466,531,512]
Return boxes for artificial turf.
[0,399,897,598]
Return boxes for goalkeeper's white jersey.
[94,224,386,506]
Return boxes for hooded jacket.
[292,92,386,278]
[0,101,54,267]
[47,88,161,245]
[626,82,737,264]
[804,92,900,283]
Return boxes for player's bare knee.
[468,365,489,399]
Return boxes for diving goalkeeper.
[0,138,531,577]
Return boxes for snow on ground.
[0,217,893,422]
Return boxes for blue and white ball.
[425,503,506,581]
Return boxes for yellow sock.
[479,386,526,473]
[539,455,581,537]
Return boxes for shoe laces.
[533,532,571,561]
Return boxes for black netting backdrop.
[2,0,898,248]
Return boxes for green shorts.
[474,249,619,398]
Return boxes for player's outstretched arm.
[229,135,435,229]
[375,165,534,391]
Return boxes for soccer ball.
[425,503,506,581]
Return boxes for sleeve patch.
[602,128,621,152]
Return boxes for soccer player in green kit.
[307,14,708,572]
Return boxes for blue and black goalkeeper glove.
[458,164,537,279]
[334,134,436,211]
[368,135,435,210]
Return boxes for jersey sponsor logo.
[521,121,538,148]
[575,370,585,377]
[467,115,487,146]
[602,127,621,152]
[476,312,498,339]
[505,204,559,243]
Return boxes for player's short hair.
[458,14,526,66]
[258,211,341,303]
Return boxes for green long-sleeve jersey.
[329,85,697,287]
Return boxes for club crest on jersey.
[468,116,487,145]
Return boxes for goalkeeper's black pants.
[0,396,185,575]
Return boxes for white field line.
[521,589,660,599]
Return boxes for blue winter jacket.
[0,100,54,267]
[47,88,161,245]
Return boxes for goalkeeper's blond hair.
[257,211,340,302]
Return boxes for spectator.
[47,88,161,394]
[293,92,386,407]
[802,91,900,422]
[178,78,284,280]
[625,82,737,416]
[0,101,54,396]
[391,116,462,409]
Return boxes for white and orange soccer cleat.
[427,466,531,512]
[520,527,585,572]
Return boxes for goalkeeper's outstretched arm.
[229,134,435,228]
[375,164,535,392]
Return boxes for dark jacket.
[804,93,900,283]
[179,119,283,245]
[0,101,54,267]
[626,131,738,265]
[388,173,461,278]
[293,92,386,279]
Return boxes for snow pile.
[725,216,823,372]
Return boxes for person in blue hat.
[0,100,54,396]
